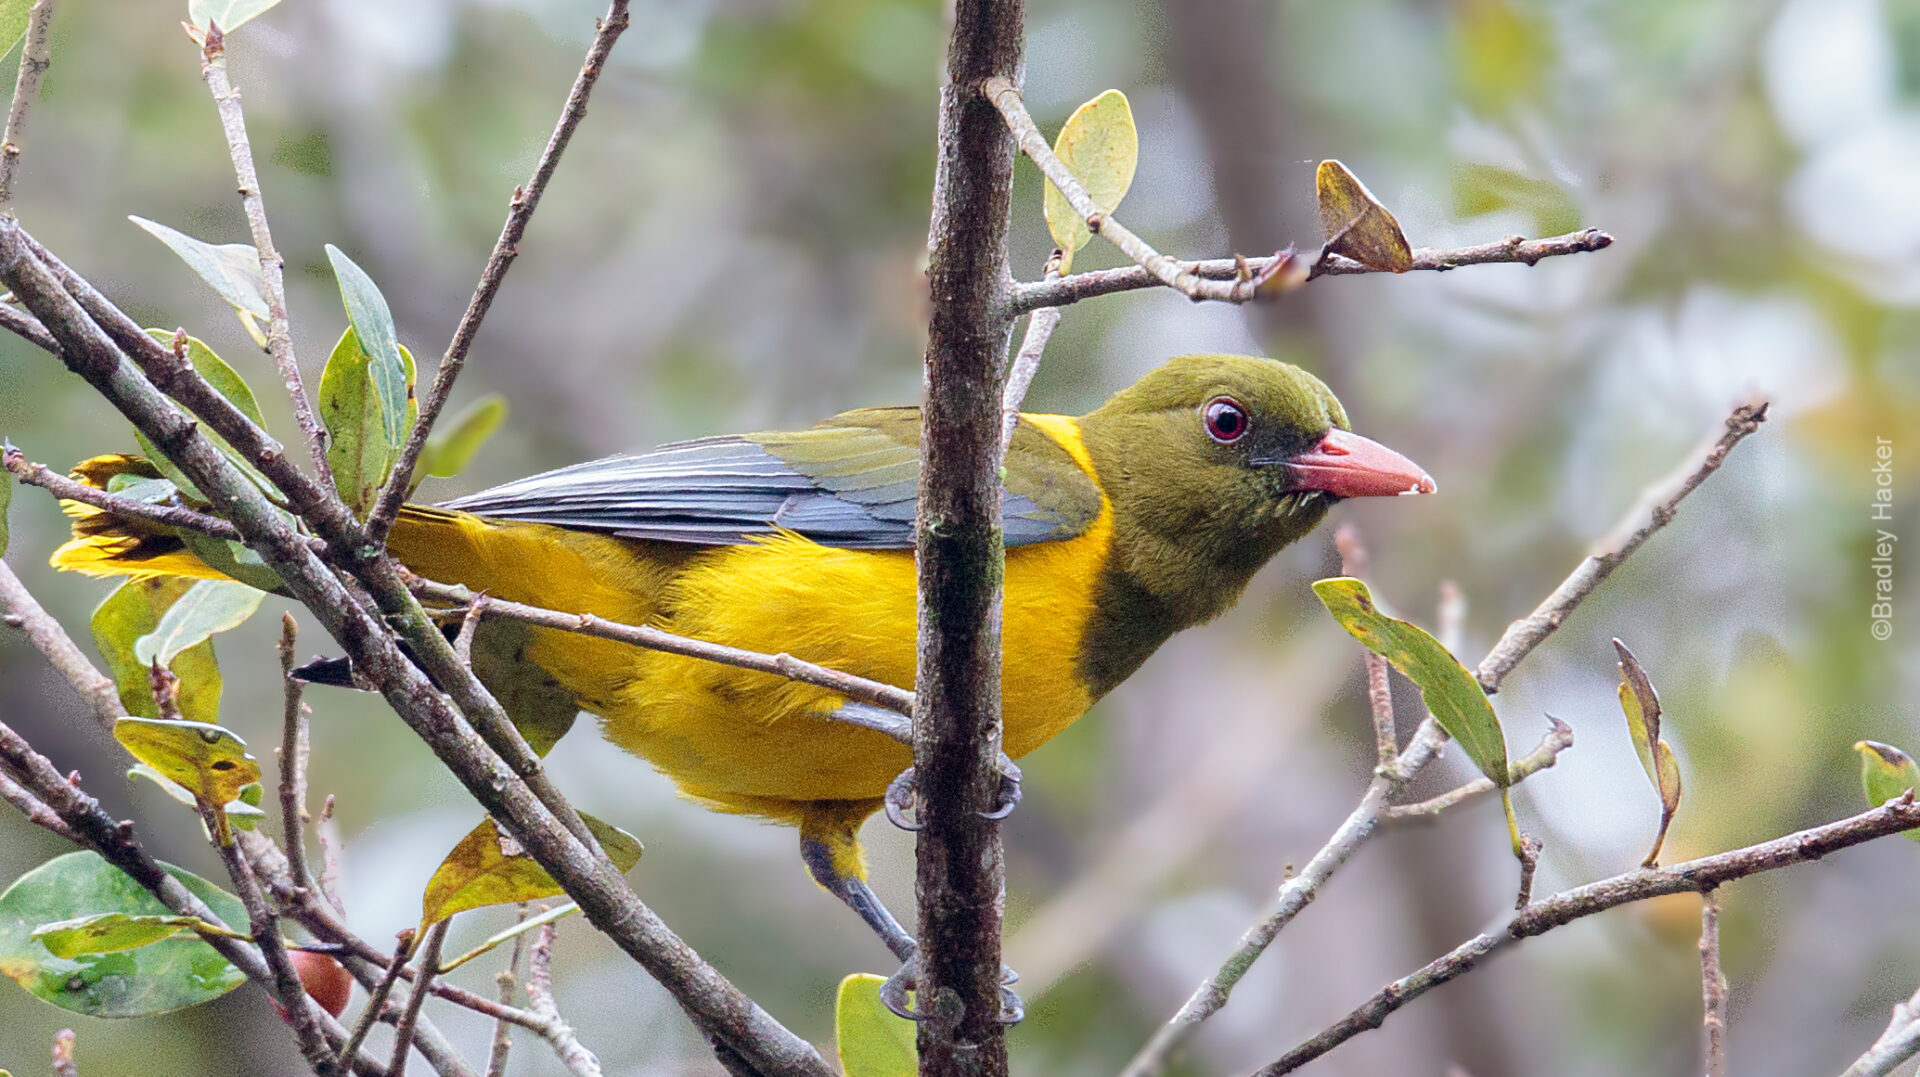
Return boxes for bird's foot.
[878,953,1024,1026]
[883,756,1022,831]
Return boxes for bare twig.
[368,0,631,542]
[1007,229,1615,314]
[0,297,56,349]
[1382,718,1574,822]
[3,445,245,542]
[526,921,602,1077]
[0,560,121,727]
[338,938,411,1072]
[999,254,1061,459]
[485,908,530,1077]
[1120,402,1766,1077]
[199,24,330,486]
[51,1028,77,1077]
[1334,524,1397,771]
[389,921,449,1077]
[316,794,348,917]
[0,765,75,838]
[1841,984,1920,1077]
[1259,796,1920,1074]
[278,612,316,895]
[410,576,914,715]
[0,0,56,215]
[452,595,488,667]
[202,799,339,1074]
[1701,890,1727,1077]
[1477,401,1769,690]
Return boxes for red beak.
[1275,428,1435,499]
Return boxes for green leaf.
[414,393,507,488]
[0,852,246,1017]
[1042,89,1138,274]
[1614,640,1682,865]
[187,0,285,33]
[32,913,246,959]
[324,245,411,448]
[419,815,640,933]
[126,765,265,832]
[91,579,223,725]
[0,0,29,63]
[112,717,260,809]
[1453,164,1581,236]
[1313,577,1508,784]
[319,326,418,517]
[835,973,917,1077]
[127,217,269,346]
[1855,740,1920,842]
[133,580,263,669]
[133,332,275,502]
[1315,160,1413,273]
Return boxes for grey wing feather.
[440,434,1085,549]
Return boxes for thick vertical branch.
[0,0,56,215]
[915,3,1022,1075]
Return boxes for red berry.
[289,950,353,1017]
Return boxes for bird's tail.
[47,453,472,586]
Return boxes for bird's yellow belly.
[579,516,1112,818]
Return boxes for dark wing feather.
[441,411,1102,550]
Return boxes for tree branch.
[1841,984,1920,1077]
[914,4,1023,1073]
[0,0,56,215]
[1701,890,1727,1077]
[1007,229,1615,315]
[3,445,245,542]
[278,613,317,894]
[1259,796,1920,1074]
[526,920,603,1077]
[998,256,1060,459]
[198,23,331,486]
[1381,718,1574,822]
[388,921,449,1077]
[367,0,631,542]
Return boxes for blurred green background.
[3,0,1919,1073]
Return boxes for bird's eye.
[1203,397,1249,443]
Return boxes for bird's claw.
[877,954,1024,1026]
[882,756,1022,831]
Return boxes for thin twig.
[0,298,56,349]
[1007,229,1615,315]
[339,937,412,1071]
[198,23,330,486]
[526,921,602,1077]
[1477,401,1769,690]
[1701,890,1727,1077]
[485,908,530,1077]
[316,794,348,917]
[1119,402,1767,1077]
[203,800,339,1074]
[1381,718,1575,822]
[367,0,632,543]
[409,576,914,715]
[0,560,122,728]
[0,0,56,215]
[1841,984,1920,1077]
[0,765,75,838]
[389,921,449,1077]
[984,75,1256,304]
[999,254,1061,458]
[3,445,245,541]
[453,595,488,667]
[51,1028,77,1077]
[278,612,315,894]
[1334,524,1397,771]
[1258,795,1920,1074]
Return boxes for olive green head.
[1072,354,1433,693]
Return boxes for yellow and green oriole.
[52,352,1433,1006]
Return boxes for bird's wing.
[440,408,1103,550]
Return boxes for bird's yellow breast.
[391,415,1114,822]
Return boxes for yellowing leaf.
[1614,640,1683,865]
[1315,160,1412,273]
[112,717,259,810]
[92,579,223,725]
[127,765,265,833]
[1855,740,1920,843]
[1042,89,1138,274]
[32,912,246,959]
[419,815,640,933]
[836,973,917,1077]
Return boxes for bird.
[51,352,1433,1017]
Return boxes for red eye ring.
[1203,396,1249,443]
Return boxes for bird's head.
[1079,354,1433,623]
